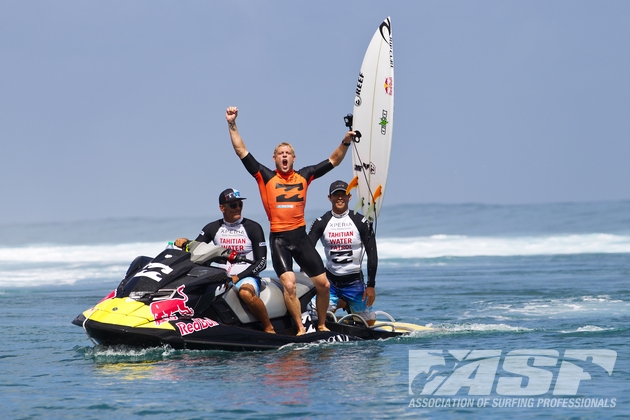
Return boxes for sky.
[1,1,629,225]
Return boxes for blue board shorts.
[309,278,375,322]
[233,276,262,296]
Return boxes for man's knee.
[238,285,257,303]
[279,272,297,295]
[312,273,329,292]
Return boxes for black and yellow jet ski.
[72,244,357,351]
[72,243,432,351]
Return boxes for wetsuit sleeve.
[242,152,277,182]
[298,159,335,184]
[194,220,222,244]
[307,213,328,246]
[353,212,378,287]
[241,152,259,176]
[237,219,267,279]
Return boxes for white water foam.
[0,242,165,288]
[471,296,630,320]
[377,233,630,258]
[2,234,630,288]
[0,242,165,264]
[426,323,533,333]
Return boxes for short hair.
[273,142,295,156]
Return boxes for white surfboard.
[348,17,394,223]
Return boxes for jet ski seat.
[224,272,315,324]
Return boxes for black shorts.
[269,226,325,277]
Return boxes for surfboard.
[347,17,394,223]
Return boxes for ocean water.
[1,201,629,419]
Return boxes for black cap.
[329,180,349,195]
[219,188,247,204]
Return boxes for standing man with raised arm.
[226,106,354,335]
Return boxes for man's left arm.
[328,131,355,167]
[304,131,356,182]
[356,214,377,306]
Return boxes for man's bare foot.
[296,328,307,336]
[265,328,276,334]
[317,325,330,332]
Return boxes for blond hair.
[273,142,295,156]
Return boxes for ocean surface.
[1,201,629,419]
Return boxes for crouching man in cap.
[175,188,275,333]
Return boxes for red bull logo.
[175,317,219,336]
[384,77,393,95]
[150,285,194,325]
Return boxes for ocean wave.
[469,296,630,320]
[1,233,628,265]
[0,242,165,264]
[1,234,629,288]
[426,323,533,333]
[377,233,630,258]
[0,242,166,288]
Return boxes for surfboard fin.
[346,176,359,195]
[366,204,375,221]
[354,197,363,214]
[372,185,383,202]
[365,185,383,221]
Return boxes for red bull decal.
[98,289,117,304]
[149,285,194,325]
[175,318,219,336]
[384,77,393,95]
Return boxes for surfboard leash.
[344,114,379,235]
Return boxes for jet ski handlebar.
[230,254,254,265]
[189,242,254,265]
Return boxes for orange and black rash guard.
[241,153,334,233]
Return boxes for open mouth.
[282,158,288,166]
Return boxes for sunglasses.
[227,201,243,209]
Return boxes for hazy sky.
[2,1,629,224]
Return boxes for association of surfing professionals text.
[407,349,618,409]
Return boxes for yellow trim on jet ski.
[83,297,175,330]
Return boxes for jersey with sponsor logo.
[308,210,378,287]
[195,217,267,279]
[241,153,334,232]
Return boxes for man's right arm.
[307,215,326,246]
[194,221,221,244]
[226,106,249,159]
[176,221,219,251]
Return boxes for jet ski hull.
[73,313,355,351]
[72,249,359,351]
[73,248,430,351]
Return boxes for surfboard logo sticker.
[379,18,391,44]
[354,162,376,175]
[379,18,394,68]
[384,77,393,95]
[380,110,389,135]
[355,72,364,106]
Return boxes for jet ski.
[73,243,432,351]
[72,243,357,351]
